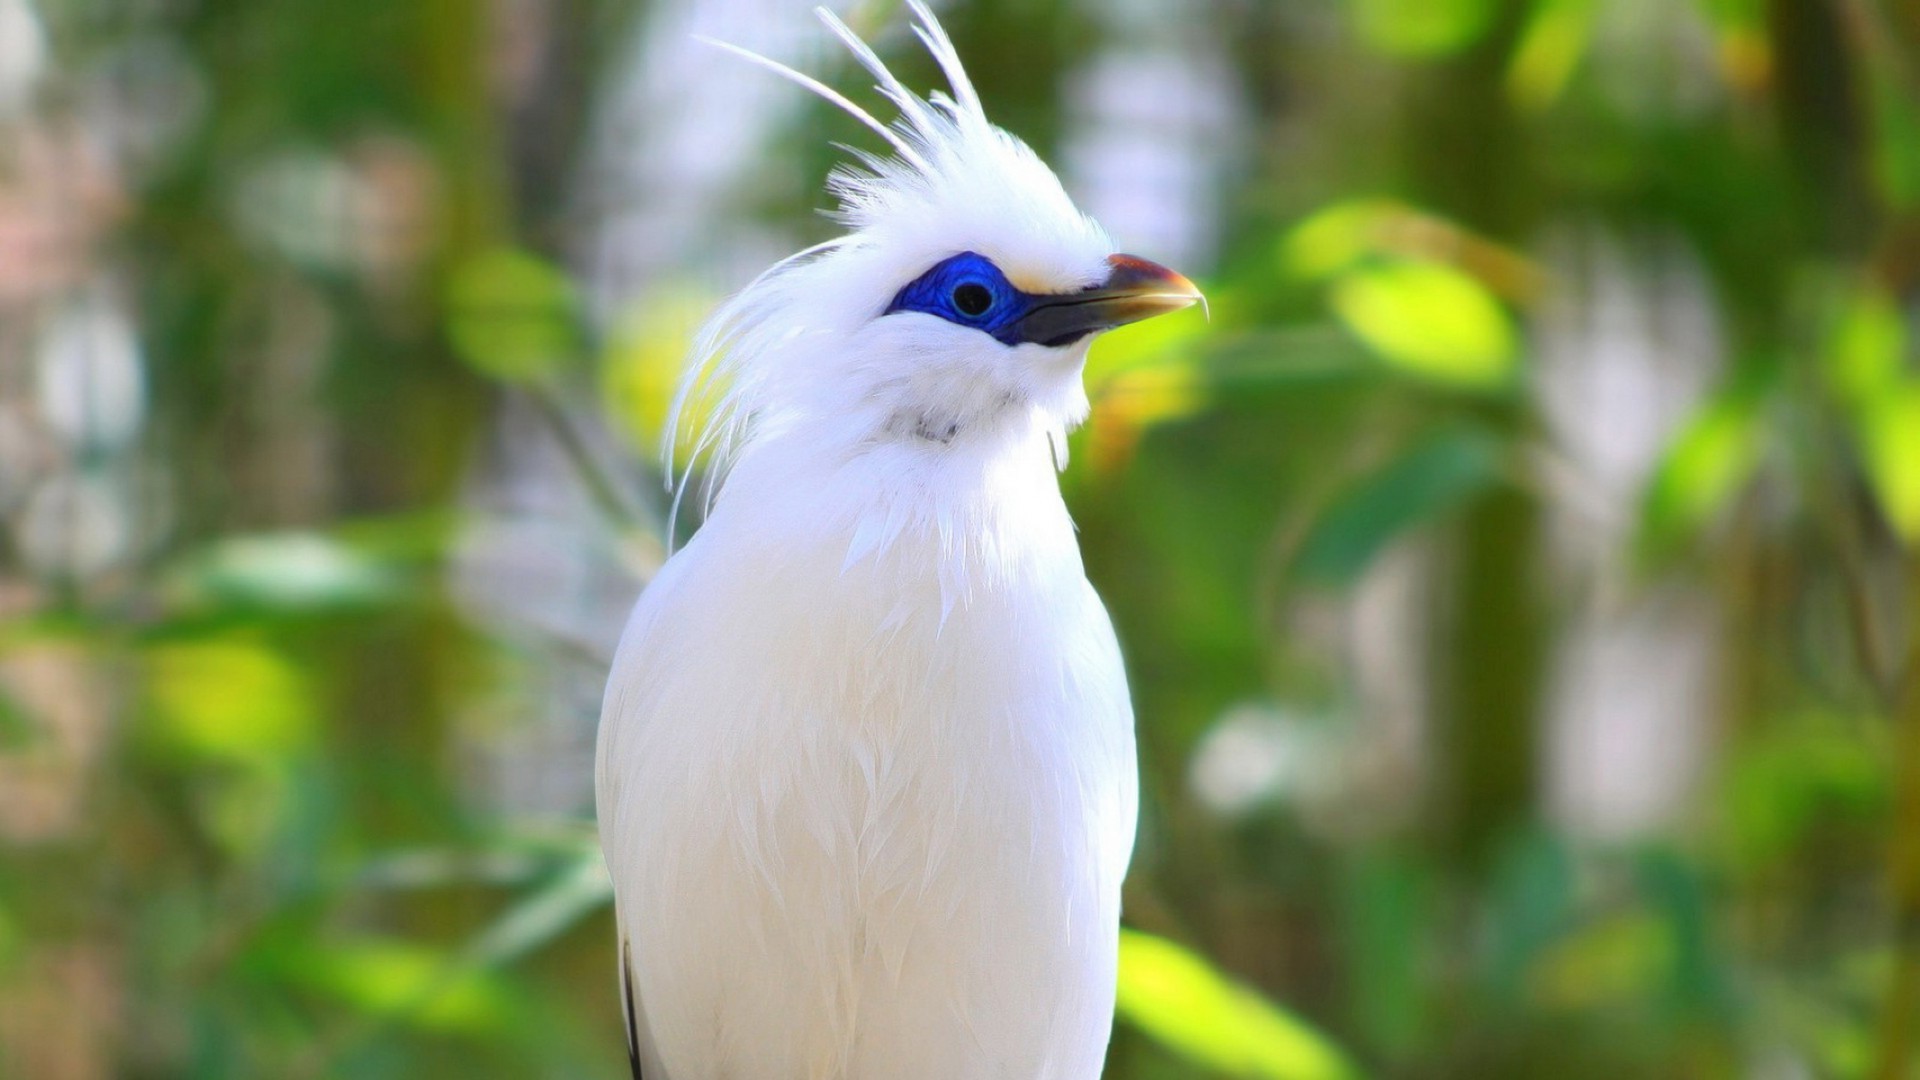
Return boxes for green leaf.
[1342,854,1429,1055]
[1328,260,1517,389]
[1352,0,1497,57]
[446,248,581,382]
[456,852,611,969]
[1867,60,1920,209]
[1486,830,1575,1004]
[1821,286,1919,544]
[1860,382,1920,542]
[144,638,315,763]
[1641,389,1764,545]
[1292,428,1506,588]
[1117,929,1359,1080]
[1506,0,1595,111]
[270,937,522,1037]
[1718,713,1887,874]
[170,531,403,614]
[1825,286,1905,406]
[1280,200,1408,281]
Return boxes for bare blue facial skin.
[884,251,1038,344]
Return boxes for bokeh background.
[3,0,1919,1076]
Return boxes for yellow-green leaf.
[273,937,519,1036]
[1861,383,1920,542]
[1353,0,1497,57]
[1328,260,1516,389]
[1506,0,1595,112]
[146,639,315,763]
[599,284,719,461]
[1642,391,1763,542]
[1280,200,1406,281]
[446,247,580,382]
[1826,286,1905,406]
[1117,929,1359,1080]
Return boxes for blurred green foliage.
[2,0,1920,1077]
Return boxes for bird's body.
[596,7,1198,1078]
[600,420,1134,1079]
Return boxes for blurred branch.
[522,381,658,537]
[1808,400,1900,703]
[1875,557,1920,1080]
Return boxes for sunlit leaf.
[1821,285,1919,543]
[1506,0,1595,111]
[1292,427,1505,588]
[1825,286,1905,406]
[1352,0,1497,57]
[270,937,521,1036]
[1087,300,1212,384]
[1860,382,1920,542]
[145,639,315,762]
[142,637,316,855]
[1281,200,1409,281]
[1328,260,1517,389]
[1700,0,1770,92]
[599,283,719,461]
[446,247,581,382]
[1641,390,1764,544]
[1116,929,1358,1080]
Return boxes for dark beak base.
[1011,254,1203,348]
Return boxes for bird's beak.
[1011,254,1204,348]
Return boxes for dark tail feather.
[621,939,645,1080]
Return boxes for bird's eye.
[951,282,994,317]
[883,252,1020,334]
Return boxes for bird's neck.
[718,407,1080,576]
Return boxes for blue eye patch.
[883,252,1034,345]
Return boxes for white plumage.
[595,6,1200,1078]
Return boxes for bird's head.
[671,2,1201,501]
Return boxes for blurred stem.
[1805,366,1898,702]
[524,382,656,535]
[1398,0,1542,866]
[1876,556,1920,1080]
[422,0,507,254]
[1438,472,1544,861]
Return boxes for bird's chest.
[714,548,1078,901]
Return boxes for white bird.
[595,6,1202,1078]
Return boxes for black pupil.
[952,283,993,317]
